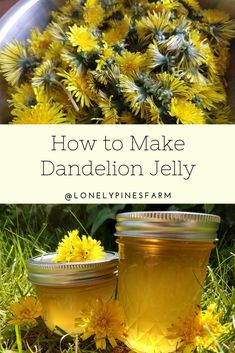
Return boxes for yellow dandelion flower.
[145,98,161,124]
[98,91,120,124]
[60,49,85,70]
[202,9,230,24]
[136,11,171,43]
[9,83,36,109]
[67,25,98,52]
[96,43,114,71]
[102,2,123,18]
[49,85,75,109]
[119,74,147,118]
[181,0,201,12]
[200,43,218,80]
[0,40,36,86]
[60,1,77,16]
[11,102,67,124]
[48,21,67,42]
[92,67,114,85]
[116,51,146,77]
[185,67,208,85]
[32,60,56,87]
[103,16,130,45]
[53,229,105,262]
[33,86,52,105]
[215,20,235,46]
[210,105,233,124]
[202,13,235,47]
[164,33,187,54]
[9,297,42,326]
[147,0,180,14]
[146,42,169,70]
[175,30,207,70]
[135,0,148,5]
[59,68,94,107]
[44,42,64,63]
[215,47,230,75]
[58,2,71,16]
[78,298,126,349]
[156,72,191,100]
[83,0,105,28]
[168,304,226,352]
[28,28,53,57]
[191,83,226,110]
[120,111,137,124]
[170,98,206,124]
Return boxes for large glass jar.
[27,252,118,334]
[115,212,220,353]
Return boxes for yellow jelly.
[27,252,118,334]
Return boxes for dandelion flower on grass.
[53,229,105,262]
[9,297,42,326]
[78,298,126,350]
[168,304,226,353]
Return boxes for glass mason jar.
[27,251,118,334]
[115,212,220,353]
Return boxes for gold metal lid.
[27,251,118,286]
[115,212,221,242]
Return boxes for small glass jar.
[115,212,220,353]
[27,252,118,334]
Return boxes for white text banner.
[0,125,234,204]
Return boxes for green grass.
[0,205,234,353]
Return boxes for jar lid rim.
[27,251,118,268]
[116,211,221,223]
[27,251,118,286]
[115,212,220,241]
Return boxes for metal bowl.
[0,0,65,123]
[0,0,235,123]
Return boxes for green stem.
[55,80,80,113]
[74,335,81,353]
[69,210,89,236]
[15,325,23,353]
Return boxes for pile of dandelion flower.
[0,0,235,124]
[52,229,105,262]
